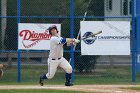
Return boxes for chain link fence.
[0,0,139,84]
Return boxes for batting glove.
[74,39,80,43]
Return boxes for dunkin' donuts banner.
[18,23,61,50]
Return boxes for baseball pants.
[46,57,72,79]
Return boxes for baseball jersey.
[49,36,66,59]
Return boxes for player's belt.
[51,58,61,60]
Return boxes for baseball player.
[0,64,3,79]
[39,25,79,86]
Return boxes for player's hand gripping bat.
[81,31,102,40]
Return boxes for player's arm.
[59,38,80,46]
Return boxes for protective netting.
[0,0,139,85]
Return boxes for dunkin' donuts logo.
[19,30,51,48]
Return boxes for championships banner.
[81,21,130,55]
[18,23,61,50]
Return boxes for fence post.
[131,0,136,82]
[70,0,74,82]
[136,0,140,77]
[17,0,21,82]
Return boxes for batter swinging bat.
[82,30,102,40]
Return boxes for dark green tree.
[84,0,104,16]
[74,53,98,72]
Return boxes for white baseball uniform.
[46,36,72,79]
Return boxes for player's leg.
[0,64,3,79]
[39,59,59,86]
[59,57,73,86]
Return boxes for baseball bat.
[82,30,102,40]
[68,0,92,63]
[74,0,92,48]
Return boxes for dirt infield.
[0,85,140,93]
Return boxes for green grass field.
[0,65,140,93]
[1,65,140,85]
[0,89,98,93]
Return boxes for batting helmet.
[48,25,58,35]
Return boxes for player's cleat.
[39,74,47,86]
[39,76,44,86]
[65,73,73,86]
[65,82,73,86]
